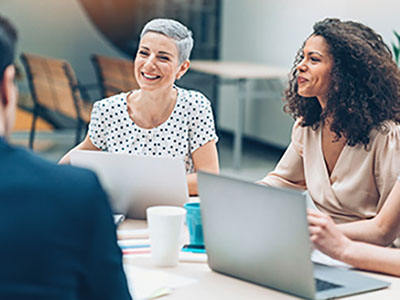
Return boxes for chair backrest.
[63,62,92,124]
[91,54,139,98]
[21,53,92,126]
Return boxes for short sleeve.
[88,101,107,150]
[258,142,306,190]
[373,123,400,211]
[258,120,306,190]
[189,93,218,153]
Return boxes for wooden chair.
[20,53,92,149]
[91,54,139,98]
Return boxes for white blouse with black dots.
[88,86,218,174]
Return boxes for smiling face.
[134,31,189,92]
[296,35,333,108]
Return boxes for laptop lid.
[71,151,189,219]
[198,171,389,300]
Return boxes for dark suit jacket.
[0,137,132,300]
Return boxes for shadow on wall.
[77,0,221,59]
[78,0,138,56]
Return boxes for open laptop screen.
[71,150,189,219]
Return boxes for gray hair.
[140,18,194,64]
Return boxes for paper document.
[124,265,197,300]
[118,239,150,247]
[117,228,149,239]
[311,249,352,268]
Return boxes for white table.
[119,219,400,300]
[190,60,288,169]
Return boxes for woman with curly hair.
[260,18,400,245]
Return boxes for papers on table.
[124,265,198,300]
[117,228,149,240]
[119,238,208,263]
[311,249,352,268]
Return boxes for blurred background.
[3,0,400,180]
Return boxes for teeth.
[142,73,159,79]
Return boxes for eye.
[139,50,149,56]
[310,56,320,62]
[158,56,170,61]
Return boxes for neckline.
[319,126,347,180]
[125,87,180,131]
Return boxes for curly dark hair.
[284,18,400,147]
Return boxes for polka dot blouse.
[88,86,218,174]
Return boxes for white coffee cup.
[146,206,186,267]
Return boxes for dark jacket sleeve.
[81,174,133,300]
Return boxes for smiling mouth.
[297,77,308,84]
[141,72,161,80]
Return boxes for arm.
[338,179,400,246]
[188,139,219,195]
[258,120,306,190]
[258,142,306,191]
[84,175,132,299]
[58,133,100,164]
[337,127,400,246]
[308,209,400,277]
[187,93,220,196]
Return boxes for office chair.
[21,53,92,149]
[91,54,139,98]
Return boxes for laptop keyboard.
[315,278,343,292]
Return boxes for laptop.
[70,150,189,219]
[197,171,390,300]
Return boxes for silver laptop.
[71,150,189,219]
[198,172,389,300]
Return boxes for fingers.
[309,233,319,243]
[308,224,322,235]
[307,214,329,228]
[307,208,327,218]
[307,208,321,216]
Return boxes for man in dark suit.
[0,15,132,299]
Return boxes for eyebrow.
[305,50,323,57]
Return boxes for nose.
[143,54,156,69]
[296,58,307,73]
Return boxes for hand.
[307,209,351,260]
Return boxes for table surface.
[119,219,400,300]
[190,60,289,80]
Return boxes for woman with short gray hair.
[60,18,219,196]
[140,18,194,64]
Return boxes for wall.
[219,0,400,148]
[2,0,400,148]
[0,0,124,97]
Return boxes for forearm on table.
[187,173,198,196]
[187,166,219,196]
[340,241,400,277]
[59,134,100,165]
[338,220,394,246]
[59,149,74,164]
[189,140,220,196]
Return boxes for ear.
[0,65,16,108]
[176,60,190,80]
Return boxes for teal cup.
[184,202,204,246]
